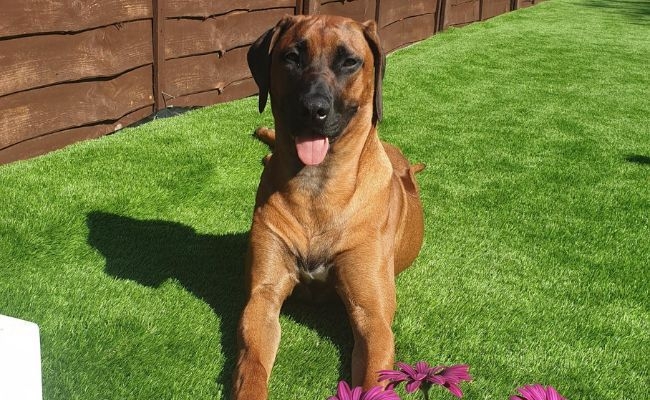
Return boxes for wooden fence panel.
[0,0,152,37]
[166,0,297,18]
[377,0,438,52]
[515,0,538,9]
[0,107,152,165]
[164,9,290,60]
[0,65,154,150]
[162,47,253,107]
[442,0,481,28]
[481,0,512,19]
[0,21,152,97]
[0,0,545,163]
[306,0,377,22]
[0,1,155,164]
[156,2,299,109]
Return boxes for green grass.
[1,0,648,398]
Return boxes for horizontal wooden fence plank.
[378,0,437,28]
[161,47,250,103]
[516,0,535,9]
[443,0,481,28]
[0,20,152,97]
[166,0,297,18]
[481,0,512,19]
[317,0,377,22]
[0,66,153,149]
[164,8,290,60]
[0,106,153,164]
[0,0,152,38]
[165,78,258,108]
[380,14,436,52]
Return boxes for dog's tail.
[410,163,426,174]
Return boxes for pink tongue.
[295,135,330,166]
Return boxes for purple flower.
[510,384,567,400]
[379,361,432,393]
[378,362,472,398]
[328,381,401,400]
[361,386,402,400]
[434,364,472,398]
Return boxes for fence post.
[374,0,381,24]
[436,0,447,31]
[302,0,319,15]
[152,0,165,111]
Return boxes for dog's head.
[247,15,385,166]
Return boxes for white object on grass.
[0,315,43,400]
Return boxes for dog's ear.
[247,16,295,113]
[362,20,386,124]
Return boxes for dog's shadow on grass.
[625,154,650,165]
[86,211,353,396]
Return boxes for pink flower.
[510,384,567,400]
[328,381,401,400]
[379,361,432,393]
[361,386,402,400]
[378,362,472,398]
[435,364,472,398]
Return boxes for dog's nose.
[302,97,331,123]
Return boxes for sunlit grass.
[1,1,648,398]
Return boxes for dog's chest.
[296,255,333,283]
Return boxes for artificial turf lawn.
[1,0,648,398]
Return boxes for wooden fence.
[0,0,544,164]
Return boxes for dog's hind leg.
[254,127,276,165]
[254,127,276,148]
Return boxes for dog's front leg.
[232,236,296,400]
[335,251,397,390]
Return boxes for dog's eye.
[284,52,300,65]
[342,58,359,68]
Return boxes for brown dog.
[232,14,425,399]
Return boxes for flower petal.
[332,381,351,400]
[428,365,445,376]
[546,385,566,400]
[360,386,401,400]
[360,386,382,399]
[332,381,366,400]
[351,386,364,400]
[516,385,535,399]
[530,384,547,400]
[440,364,472,384]
[382,389,401,400]
[377,389,401,400]
[415,361,431,374]
[378,369,407,383]
[445,382,464,398]
[517,384,546,400]
[405,379,422,393]
[427,374,445,386]
[397,362,418,379]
